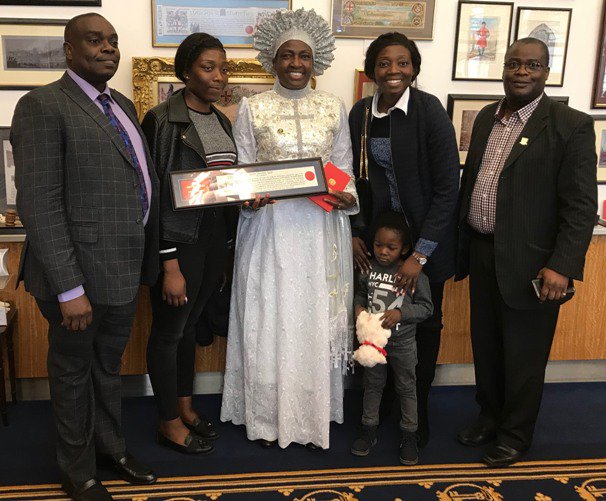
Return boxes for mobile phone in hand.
[531,278,575,299]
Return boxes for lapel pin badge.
[520,137,529,145]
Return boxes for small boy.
[351,212,433,465]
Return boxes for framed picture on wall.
[447,94,569,165]
[0,18,67,89]
[452,1,513,81]
[331,0,435,40]
[592,0,606,108]
[353,69,377,101]
[151,0,291,48]
[133,57,305,123]
[447,94,502,165]
[0,1,100,5]
[594,116,606,184]
[0,127,17,219]
[514,7,572,87]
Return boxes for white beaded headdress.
[254,8,336,76]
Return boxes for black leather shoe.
[185,415,219,440]
[61,478,113,501]
[157,431,215,454]
[97,453,156,485]
[482,442,526,467]
[258,439,278,448]
[457,422,497,446]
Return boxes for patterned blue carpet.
[0,383,604,500]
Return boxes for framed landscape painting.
[514,7,571,87]
[0,18,67,89]
[452,1,513,81]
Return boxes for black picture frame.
[0,1,100,5]
[169,157,328,209]
[0,126,17,216]
[0,17,68,90]
[514,7,572,87]
[452,1,514,82]
[592,115,606,184]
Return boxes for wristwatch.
[412,252,427,266]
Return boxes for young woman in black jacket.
[141,33,236,454]
[349,33,460,449]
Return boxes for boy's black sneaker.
[351,425,377,456]
[399,430,419,465]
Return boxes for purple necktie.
[97,94,149,218]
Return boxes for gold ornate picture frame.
[133,57,278,123]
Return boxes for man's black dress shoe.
[457,422,497,446]
[97,453,156,485]
[157,431,215,454]
[482,442,526,467]
[184,415,219,440]
[61,478,113,501]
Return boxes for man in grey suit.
[456,38,597,467]
[11,13,159,500]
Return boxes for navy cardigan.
[348,87,460,283]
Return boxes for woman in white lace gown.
[220,8,359,449]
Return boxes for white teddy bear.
[353,310,391,368]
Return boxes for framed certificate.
[169,157,328,209]
[332,0,435,40]
[152,0,292,48]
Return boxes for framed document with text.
[152,0,291,48]
[170,157,328,209]
[332,0,435,40]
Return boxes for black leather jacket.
[141,89,237,246]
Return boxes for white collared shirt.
[371,86,410,118]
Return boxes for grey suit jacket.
[11,72,159,305]
[456,95,597,310]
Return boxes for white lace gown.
[220,82,359,449]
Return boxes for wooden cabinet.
[1,236,605,378]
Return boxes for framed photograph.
[0,18,67,90]
[151,0,291,48]
[592,0,606,108]
[133,56,314,123]
[0,127,17,217]
[447,94,569,165]
[0,1,100,5]
[332,0,435,40]
[170,157,327,209]
[452,2,513,81]
[593,116,606,184]
[354,69,376,101]
[514,7,571,87]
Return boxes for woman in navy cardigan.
[349,32,460,448]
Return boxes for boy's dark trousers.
[362,333,418,431]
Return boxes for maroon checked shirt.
[468,93,543,234]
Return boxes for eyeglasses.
[503,60,546,72]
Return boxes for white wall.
[1,0,604,212]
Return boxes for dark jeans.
[362,333,417,431]
[469,234,559,450]
[37,297,138,485]
[147,218,226,421]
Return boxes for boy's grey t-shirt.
[354,258,434,337]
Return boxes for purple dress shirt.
[58,70,152,303]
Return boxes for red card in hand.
[309,161,351,212]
